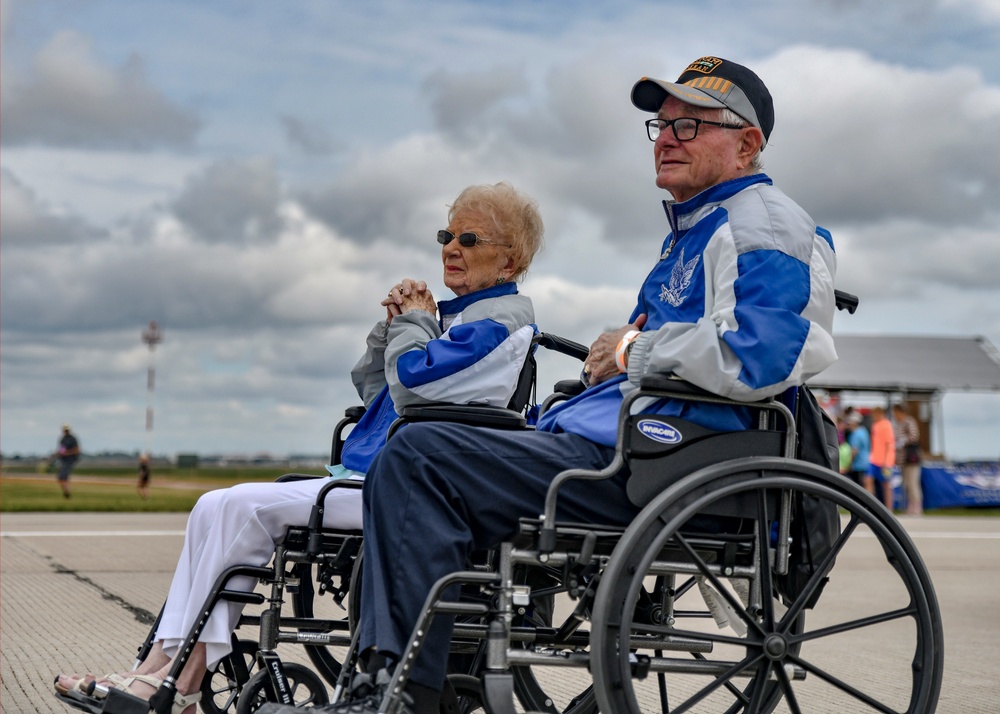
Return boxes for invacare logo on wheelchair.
[637,418,683,444]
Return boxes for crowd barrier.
[892,460,1000,510]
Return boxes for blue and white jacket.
[537,174,838,448]
[340,282,537,472]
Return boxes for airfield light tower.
[141,321,163,458]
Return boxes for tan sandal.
[53,673,95,696]
[92,673,202,714]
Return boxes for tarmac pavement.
[2,512,999,713]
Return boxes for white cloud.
[760,45,1000,225]
[1,30,200,149]
[939,0,1000,22]
[0,169,102,246]
[172,158,284,244]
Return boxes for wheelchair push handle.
[834,289,859,314]
[536,332,589,361]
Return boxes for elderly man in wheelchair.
[257,57,940,714]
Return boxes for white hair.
[718,108,764,173]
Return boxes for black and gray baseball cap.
[631,56,774,147]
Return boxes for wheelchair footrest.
[481,672,518,714]
[55,687,150,714]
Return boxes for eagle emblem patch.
[659,247,700,307]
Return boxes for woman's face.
[441,209,516,296]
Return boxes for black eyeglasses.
[645,117,745,142]
[437,230,510,248]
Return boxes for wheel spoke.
[744,659,774,712]
[774,658,802,714]
[667,652,767,714]
[754,489,776,630]
[779,513,862,632]
[789,605,918,646]
[673,532,765,638]
[691,652,749,705]
[786,652,900,714]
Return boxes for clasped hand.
[382,278,437,323]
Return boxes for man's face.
[653,96,746,203]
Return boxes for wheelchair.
[358,290,945,714]
[54,331,589,714]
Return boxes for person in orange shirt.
[867,406,897,511]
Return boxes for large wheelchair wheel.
[591,457,943,714]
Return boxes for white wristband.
[615,330,640,373]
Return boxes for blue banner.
[919,461,1000,510]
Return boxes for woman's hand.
[382,278,435,322]
[584,314,647,386]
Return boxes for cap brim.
[631,77,727,113]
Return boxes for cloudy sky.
[3,0,999,461]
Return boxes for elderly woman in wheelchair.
[53,181,544,714]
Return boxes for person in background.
[846,411,870,489]
[893,403,923,515]
[54,424,80,499]
[867,406,896,511]
[137,454,151,500]
[837,416,853,475]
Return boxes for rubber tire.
[234,663,330,714]
[200,639,260,714]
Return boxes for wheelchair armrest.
[638,374,717,398]
[554,379,586,397]
[275,473,324,483]
[398,403,527,430]
[332,406,368,465]
[343,405,367,419]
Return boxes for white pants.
[154,476,363,668]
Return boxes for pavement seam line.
[16,537,159,626]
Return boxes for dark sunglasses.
[437,230,510,248]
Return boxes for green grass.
[4,465,999,516]
[0,465,327,512]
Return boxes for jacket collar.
[438,281,518,318]
[662,173,773,233]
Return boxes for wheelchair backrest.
[506,347,537,414]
